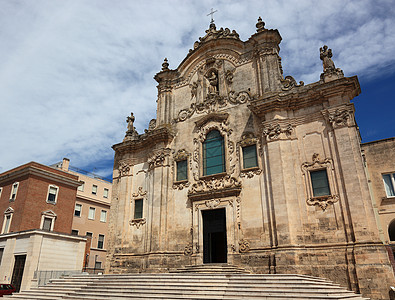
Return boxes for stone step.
[5,273,369,300]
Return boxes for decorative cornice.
[0,165,81,188]
[248,76,360,117]
[113,126,174,155]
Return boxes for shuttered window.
[176,160,188,181]
[242,145,258,169]
[134,199,143,219]
[203,130,225,176]
[310,169,330,197]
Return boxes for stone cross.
[207,8,217,24]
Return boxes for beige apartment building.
[54,158,112,273]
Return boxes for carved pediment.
[4,207,14,214]
[192,24,240,51]
[42,210,57,217]
[195,113,229,129]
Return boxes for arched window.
[203,130,225,176]
[389,220,395,241]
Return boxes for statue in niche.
[320,45,336,72]
[207,70,219,95]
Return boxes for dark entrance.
[11,255,26,292]
[202,208,227,263]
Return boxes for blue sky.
[0,0,394,179]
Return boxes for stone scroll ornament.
[239,239,250,253]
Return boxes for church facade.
[106,18,394,299]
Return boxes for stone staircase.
[172,263,250,273]
[5,268,369,299]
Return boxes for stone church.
[107,18,395,299]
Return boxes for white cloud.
[0,0,394,175]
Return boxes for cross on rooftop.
[207,8,217,24]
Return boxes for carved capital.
[327,109,351,129]
[148,149,170,170]
[118,161,132,177]
[262,123,293,141]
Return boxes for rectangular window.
[242,145,258,169]
[71,229,79,236]
[203,131,225,176]
[95,261,102,269]
[78,182,85,192]
[88,207,95,220]
[74,204,82,217]
[97,234,104,249]
[310,169,331,197]
[383,173,395,197]
[86,232,93,238]
[42,217,52,231]
[100,210,107,222]
[10,182,19,201]
[134,199,143,219]
[0,187,2,198]
[3,215,11,234]
[176,160,188,181]
[47,185,58,204]
[103,188,109,198]
[92,185,97,195]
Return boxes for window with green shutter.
[242,145,258,169]
[176,160,188,181]
[203,130,225,176]
[310,169,330,197]
[134,199,143,219]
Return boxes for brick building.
[0,162,86,292]
[52,158,112,273]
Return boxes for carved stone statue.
[126,112,135,132]
[124,112,139,141]
[320,45,336,72]
[319,45,344,82]
[207,71,218,95]
[190,81,198,99]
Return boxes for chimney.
[62,158,70,171]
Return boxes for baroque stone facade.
[106,19,395,299]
